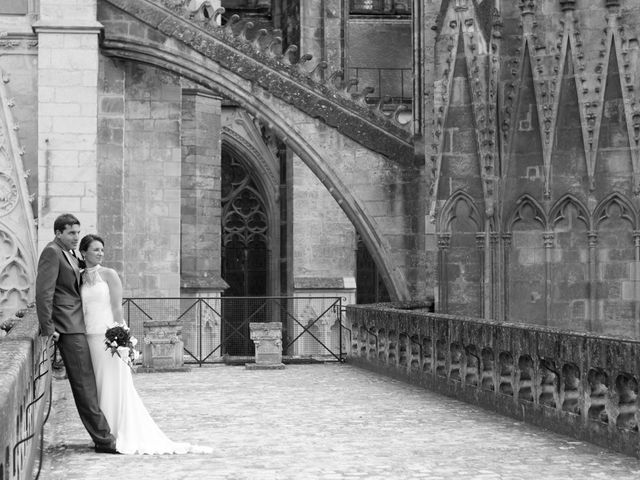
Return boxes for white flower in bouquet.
[130,336,138,347]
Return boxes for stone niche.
[246,322,285,369]
[139,320,190,372]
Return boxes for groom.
[35,213,117,454]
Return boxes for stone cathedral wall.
[430,0,640,339]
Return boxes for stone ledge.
[245,363,285,370]
[0,308,47,480]
[294,277,355,289]
[347,305,640,458]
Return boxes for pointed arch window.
[221,150,269,298]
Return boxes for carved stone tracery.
[0,68,37,321]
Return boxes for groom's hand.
[52,331,60,342]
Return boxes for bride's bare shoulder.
[100,267,121,281]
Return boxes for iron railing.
[347,67,412,105]
[122,296,346,365]
[350,0,411,15]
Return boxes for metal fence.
[347,67,413,105]
[122,296,346,365]
[350,0,412,14]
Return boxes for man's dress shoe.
[94,445,119,454]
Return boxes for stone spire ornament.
[559,0,576,11]
[519,0,536,16]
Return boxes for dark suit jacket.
[36,238,84,336]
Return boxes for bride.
[79,233,211,455]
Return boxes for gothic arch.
[437,191,484,317]
[438,191,483,234]
[591,193,637,337]
[99,6,409,300]
[220,139,279,296]
[222,133,278,222]
[0,226,33,319]
[505,194,547,233]
[550,194,591,231]
[593,193,637,230]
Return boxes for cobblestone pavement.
[39,363,640,480]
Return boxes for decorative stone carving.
[0,68,37,323]
[103,0,414,163]
[0,172,18,215]
[140,320,189,372]
[246,322,285,369]
[559,0,576,11]
[519,0,536,16]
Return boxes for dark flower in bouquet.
[105,323,140,368]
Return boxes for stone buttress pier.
[34,0,102,247]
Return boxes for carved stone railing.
[346,304,640,458]
[0,307,51,480]
[100,0,414,163]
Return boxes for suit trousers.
[57,333,115,448]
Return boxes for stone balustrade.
[0,307,51,480]
[346,304,640,458]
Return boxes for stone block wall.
[122,62,182,297]
[292,153,355,280]
[97,55,125,274]
[0,308,50,480]
[35,0,103,248]
[428,0,640,335]
[180,88,224,294]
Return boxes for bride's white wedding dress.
[82,265,211,455]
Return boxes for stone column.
[180,87,228,296]
[476,232,487,319]
[423,0,443,304]
[299,1,324,77]
[34,0,102,250]
[588,230,598,332]
[181,87,228,361]
[436,233,451,312]
[502,233,512,321]
[543,232,555,326]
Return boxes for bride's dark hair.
[79,234,104,253]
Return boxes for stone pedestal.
[246,322,285,370]
[139,320,190,372]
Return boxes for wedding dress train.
[82,266,211,455]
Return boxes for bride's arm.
[102,268,125,325]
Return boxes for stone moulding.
[100,0,414,164]
[347,304,640,458]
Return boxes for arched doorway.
[356,234,390,304]
[221,148,269,355]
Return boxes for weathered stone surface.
[348,303,640,458]
[248,321,284,369]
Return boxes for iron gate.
[121,296,346,365]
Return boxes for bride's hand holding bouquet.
[104,322,140,369]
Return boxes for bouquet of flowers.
[104,323,140,369]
